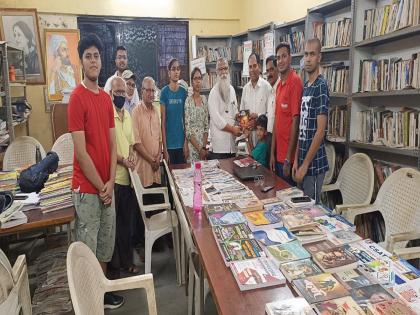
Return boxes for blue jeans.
[299,172,325,204]
[275,162,296,186]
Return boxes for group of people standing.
[67,32,329,310]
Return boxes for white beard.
[218,74,231,104]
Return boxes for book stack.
[0,171,18,192]
[197,46,231,63]
[327,106,347,142]
[321,63,349,94]
[312,18,352,49]
[363,0,420,40]
[358,55,420,93]
[279,29,305,54]
[38,166,72,213]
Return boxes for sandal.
[127,265,140,274]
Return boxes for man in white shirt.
[104,46,139,104]
[208,57,241,159]
[265,55,280,134]
[240,53,271,144]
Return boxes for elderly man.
[48,35,79,98]
[104,46,139,105]
[240,52,271,144]
[208,57,241,159]
[121,70,138,114]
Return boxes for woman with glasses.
[185,67,209,162]
[160,58,188,165]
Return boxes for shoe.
[104,292,124,310]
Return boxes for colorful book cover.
[312,245,358,272]
[265,297,315,315]
[281,209,316,231]
[334,269,373,290]
[244,210,281,226]
[213,223,253,242]
[359,259,395,287]
[315,215,353,233]
[304,240,337,256]
[263,201,289,213]
[314,296,365,315]
[329,230,362,245]
[293,273,349,304]
[230,257,286,291]
[393,278,420,313]
[300,205,331,218]
[253,227,295,246]
[350,284,395,312]
[204,203,240,216]
[280,258,322,281]
[208,211,247,226]
[266,240,311,266]
[260,197,280,205]
[367,298,417,315]
[219,239,264,264]
[344,243,376,265]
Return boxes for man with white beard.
[208,58,241,159]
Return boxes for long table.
[172,158,296,315]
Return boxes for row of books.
[327,106,347,141]
[321,63,349,94]
[358,55,420,92]
[354,107,420,148]
[201,72,217,90]
[232,71,249,88]
[252,40,263,59]
[235,44,243,62]
[197,45,231,63]
[312,18,352,49]
[363,0,420,40]
[279,29,305,54]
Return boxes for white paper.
[242,40,253,77]
[263,32,274,75]
[190,57,206,74]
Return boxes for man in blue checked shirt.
[292,38,329,203]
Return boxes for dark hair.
[77,33,103,60]
[13,21,35,49]
[248,52,261,66]
[276,42,291,55]
[168,58,179,71]
[256,114,268,130]
[190,67,202,82]
[114,45,127,59]
[266,55,277,68]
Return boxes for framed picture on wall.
[0,8,45,84]
[44,28,81,102]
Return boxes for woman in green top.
[184,67,209,162]
[244,114,269,167]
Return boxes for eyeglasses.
[126,82,136,88]
[217,66,229,72]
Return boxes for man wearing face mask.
[108,76,140,277]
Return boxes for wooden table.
[172,158,296,315]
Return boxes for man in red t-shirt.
[67,34,122,309]
[269,42,303,185]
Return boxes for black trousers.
[208,152,235,160]
[168,148,185,165]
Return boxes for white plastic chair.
[163,160,209,315]
[0,250,32,315]
[66,241,157,315]
[322,153,374,214]
[51,133,74,166]
[339,168,420,259]
[323,143,336,184]
[3,136,46,171]
[129,169,181,277]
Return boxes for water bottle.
[193,162,202,214]
[35,145,42,163]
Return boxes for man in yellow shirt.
[108,76,140,277]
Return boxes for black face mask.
[113,94,125,109]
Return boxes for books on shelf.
[201,71,217,90]
[235,44,243,62]
[314,296,365,315]
[279,28,305,54]
[327,105,347,142]
[265,297,315,315]
[230,257,286,291]
[363,0,420,41]
[197,45,231,63]
[252,39,263,59]
[321,63,349,94]
[265,240,311,266]
[280,258,322,282]
[313,18,352,48]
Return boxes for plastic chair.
[0,250,32,315]
[129,169,181,277]
[322,153,374,214]
[66,241,157,315]
[323,143,336,184]
[339,168,420,259]
[163,160,209,315]
[51,133,74,166]
[3,136,46,171]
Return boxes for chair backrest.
[3,136,46,171]
[129,169,149,224]
[323,143,336,184]
[0,249,13,303]
[51,103,68,142]
[67,242,109,315]
[374,168,420,248]
[335,153,374,206]
[51,133,74,166]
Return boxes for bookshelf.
[231,32,248,92]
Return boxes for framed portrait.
[44,28,81,102]
[0,8,45,84]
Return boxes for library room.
[1,0,420,314]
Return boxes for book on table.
[265,297,315,315]
[276,187,304,201]
[334,268,374,291]
[244,210,282,226]
[367,298,417,315]
[252,226,296,246]
[229,257,286,291]
[218,238,265,266]
[393,278,420,314]
[349,284,395,313]
[328,230,362,246]
[280,258,322,282]
[265,240,311,266]
[294,224,328,245]
[314,296,366,315]
[281,209,318,231]
[212,223,253,242]
[358,259,395,288]
[315,215,356,233]
[203,203,240,217]
[208,211,247,226]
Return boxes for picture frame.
[0,8,45,84]
[44,28,81,102]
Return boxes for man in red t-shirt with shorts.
[67,34,122,309]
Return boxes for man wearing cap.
[122,70,138,114]
[48,34,80,98]
[104,46,139,105]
